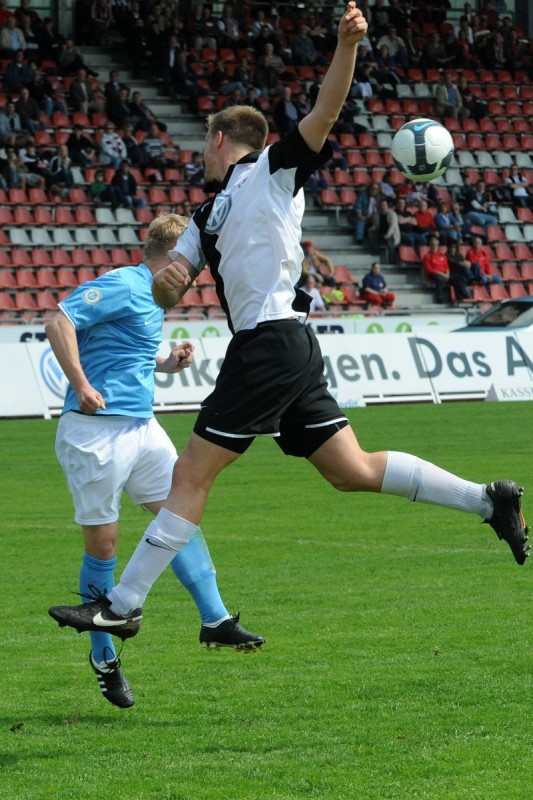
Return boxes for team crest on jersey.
[206,191,232,233]
[82,288,102,305]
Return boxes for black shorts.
[193,319,348,457]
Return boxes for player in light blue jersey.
[47,213,264,709]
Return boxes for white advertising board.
[1,331,531,417]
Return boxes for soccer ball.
[391,118,454,183]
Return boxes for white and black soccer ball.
[391,118,454,183]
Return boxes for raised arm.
[152,253,195,309]
[298,2,368,154]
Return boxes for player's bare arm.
[155,341,195,373]
[152,254,194,309]
[45,312,106,413]
[298,1,367,154]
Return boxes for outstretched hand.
[338,1,368,46]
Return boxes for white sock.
[108,509,198,616]
[381,451,493,518]
[201,615,231,628]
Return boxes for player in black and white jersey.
[49,3,528,643]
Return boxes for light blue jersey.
[59,263,163,417]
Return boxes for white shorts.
[56,412,177,526]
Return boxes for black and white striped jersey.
[174,128,332,334]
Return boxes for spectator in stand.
[435,200,463,244]
[274,86,299,135]
[3,50,32,92]
[403,27,422,67]
[0,15,26,58]
[222,88,244,109]
[503,29,530,78]
[14,0,41,28]
[66,124,96,168]
[233,55,261,97]
[110,159,147,209]
[433,71,467,122]
[210,59,248,98]
[90,0,113,47]
[299,240,336,288]
[184,151,205,186]
[294,90,311,121]
[291,24,327,67]
[28,66,67,118]
[376,25,408,69]
[161,48,206,110]
[58,36,98,76]
[422,235,450,304]
[503,164,532,209]
[250,9,275,41]
[301,273,326,314]
[0,100,30,147]
[369,199,400,263]
[370,0,390,37]
[456,75,487,121]
[465,179,498,234]
[104,69,126,102]
[19,13,40,62]
[260,41,288,78]
[481,30,507,72]
[378,170,396,204]
[360,262,395,308]
[446,240,474,301]
[106,85,132,129]
[254,54,279,98]
[88,167,112,204]
[374,43,401,87]
[121,121,148,168]
[69,67,102,115]
[20,140,48,188]
[0,144,33,188]
[306,168,328,209]
[354,182,380,245]
[216,4,247,52]
[414,198,437,239]
[243,87,264,111]
[421,32,455,70]
[396,196,427,251]
[184,1,217,52]
[128,90,166,133]
[465,235,502,286]
[38,17,63,64]
[143,121,172,171]
[0,0,12,28]
[99,121,127,169]
[14,85,43,134]
[450,200,469,238]
[47,143,74,195]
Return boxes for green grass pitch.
[2,402,531,800]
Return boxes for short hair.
[206,105,268,151]
[144,213,189,261]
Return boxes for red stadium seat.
[13,208,34,225]
[32,250,53,268]
[489,283,509,301]
[0,269,16,288]
[0,293,16,312]
[500,263,523,282]
[200,287,220,307]
[14,291,38,311]
[36,290,59,311]
[34,207,55,225]
[51,249,73,267]
[12,251,33,267]
[56,268,78,288]
[36,268,58,287]
[508,282,527,298]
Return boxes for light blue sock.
[170,530,229,624]
[80,553,117,664]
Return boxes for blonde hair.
[206,105,268,151]
[143,213,189,261]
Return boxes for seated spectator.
[210,59,247,98]
[360,262,396,308]
[20,141,48,189]
[19,13,40,62]
[121,121,148,168]
[3,50,32,93]
[503,165,532,209]
[291,24,327,67]
[414,198,437,238]
[435,200,463,244]
[15,86,43,134]
[301,273,326,313]
[90,0,113,47]
[128,90,165,133]
[161,47,207,110]
[184,151,205,186]
[306,168,328,209]
[422,235,450,304]
[433,71,467,122]
[354,183,380,245]
[274,87,299,135]
[456,75,487,121]
[14,0,41,29]
[58,36,98,76]
[0,100,31,148]
[300,240,336,287]
[184,1,217,51]
[88,167,112,204]
[66,124,96,168]
[374,44,401,87]
[503,29,530,78]
[110,159,146,209]
[47,144,74,196]
[0,0,13,29]
[465,179,498,233]
[0,15,26,58]
[450,200,469,238]
[421,32,455,70]
[0,144,30,189]
[69,67,103,115]
[379,171,396,204]
[28,66,68,118]
[216,4,248,52]
[250,9,275,41]
[254,54,280,97]
[447,240,474,300]
[39,17,63,64]
[396,197,427,250]
[465,235,502,286]
[106,86,132,129]
[143,122,171,170]
[376,26,408,69]
[368,199,401,263]
[99,121,127,169]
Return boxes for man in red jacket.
[465,235,502,285]
[422,235,450,303]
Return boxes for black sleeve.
[268,128,333,195]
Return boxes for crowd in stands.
[0,0,532,319]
